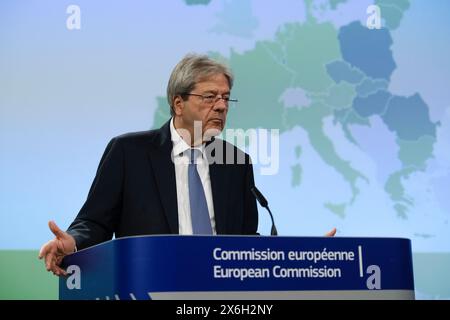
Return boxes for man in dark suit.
[39,54,259,276]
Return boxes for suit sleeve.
[242,157,259,235]
[67,138,124,250]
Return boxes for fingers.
[325,228,337,237]
[40,221,71,277]
[52,264,68,277]
[55,255,68,276]
[48,220,66,239]
[39,240,66,276]
[44,247,67,277]
[44,246,57,272]
[38,241,51,259]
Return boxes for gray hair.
[167,54,234,116]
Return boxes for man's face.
[173,73,230,145]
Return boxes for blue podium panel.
[59,235,415,300]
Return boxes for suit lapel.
[147,121,179,234]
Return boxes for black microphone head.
[251,186,268,208]
[271,224,278,236]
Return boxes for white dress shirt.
[170,118,217,235]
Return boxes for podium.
[59,235,415,300]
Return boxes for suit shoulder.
[108,129,161,148]
[114,129,158,141]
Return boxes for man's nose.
[213,97,227,111]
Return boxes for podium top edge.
[71,234,412,254]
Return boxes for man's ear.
[173,96,184,116]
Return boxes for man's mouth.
[208,118,223,126]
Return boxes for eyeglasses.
[184,93,238,107]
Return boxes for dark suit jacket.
[67,120,259,250]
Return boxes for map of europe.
[151,0,449,250]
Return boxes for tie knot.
[189,149,201,164]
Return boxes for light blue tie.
[188,149,213,234]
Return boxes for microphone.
[251,186,278,236]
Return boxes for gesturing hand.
[38,221,76,276]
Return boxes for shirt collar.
[170,117,205,158]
